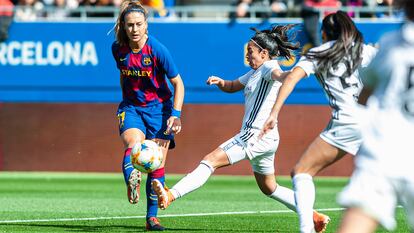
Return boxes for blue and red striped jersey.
[112,36,179,106]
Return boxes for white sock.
[170,160,214,199]
[293,173,315,233]
[268,185,296,212]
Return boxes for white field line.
[0,208,345,224]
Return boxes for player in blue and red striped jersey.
[112,0,184,230]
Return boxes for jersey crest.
[142,55,152,67]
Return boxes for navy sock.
[122,148,134,184]
[146,167,165,220]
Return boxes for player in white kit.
[337,0,414,232]
[151,24,329,231]
[260,11,377,233]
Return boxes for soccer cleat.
[152,179,175,210]
[313,211,330,233]
[146,217,165,231]
[127,169,141,204]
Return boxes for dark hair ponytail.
[250,24,300,60]
[305,11,364,79]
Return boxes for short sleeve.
[111,41,120,69]
[295,55,315,77]
[238,70,255,85]
[261,60,281,81]
[150,37,179,79]
[361,44,378,68]
[361,43,391,90]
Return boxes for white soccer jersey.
[296,42,377,123]
[338,22,414,231]
[357,22,414,177]
[237,60,282,140]
[217,60,282,172]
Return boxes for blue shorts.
[116,100,175,148]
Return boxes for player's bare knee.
[202,151,229,169]
[202,153,217,165]
[291,162,316,177]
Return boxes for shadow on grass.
[0,223,280,232]
[0,223,143,232]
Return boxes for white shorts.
[320,118,362,155]
[337,167,414,231]
[219,130,279,175]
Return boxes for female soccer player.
[152,24,328,232]
[259,11,377,233]
[112,1,184,231]
[337,0,414,232]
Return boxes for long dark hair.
[305,11,364,79]
[250,24,300,60]
[115,0,148,45]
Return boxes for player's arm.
[259,67,306,138]
[169,74,185,112]
[358,87,374,106]
[261,60,289,82]
[165,74,184,135]
[206,76,244,93]
[270,67,306,117]
[271,68,290,81]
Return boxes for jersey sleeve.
[361,44,378,68]
[111,42,120,69]
[238,70,254,85]
[294,55,315,77]
[151,39,179,79]
[261,60,281,81]
[361,41,391,89]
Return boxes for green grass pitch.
[0,172,410,232]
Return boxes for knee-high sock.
[293,173,315,233]
[170,160,215,199]
[146,167,165,219]
[122,148,134,184]
[268,185,296,212]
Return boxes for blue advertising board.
[0,21,402,104]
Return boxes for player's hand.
[206,76,224,87]
[258,115,277,139]
[165,116,182,135]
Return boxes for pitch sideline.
[0,207,344,224]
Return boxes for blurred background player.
[233,0,287,18]
[14,0,44,21]
[152,24,329,232]
[301,0,342,48]
[260,11,377,233]
[140,0,167,17]
[337,0,414,232]
[0,0,14,42]
[112,0,184,231]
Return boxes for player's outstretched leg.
[313,211,330,233]
[152,179,175,210]
[127,169,141,204]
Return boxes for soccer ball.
[131,140,163,173]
